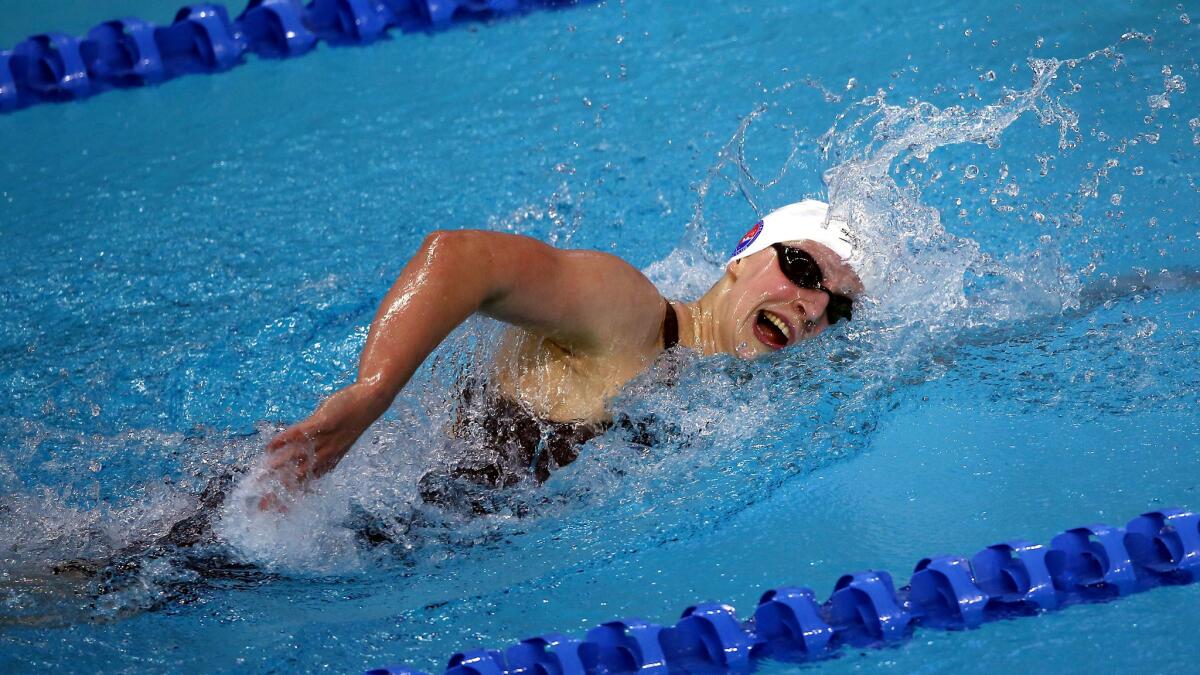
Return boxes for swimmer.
[43,199,864,593]
[262,200,865,507]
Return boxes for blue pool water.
[1,0,1198,672]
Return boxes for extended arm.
[262,229,663,493]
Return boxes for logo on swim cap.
[731,220,763,258]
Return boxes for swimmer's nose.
[796,291,830,328]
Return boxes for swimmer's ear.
[725,257,743,279]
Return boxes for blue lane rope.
[0,0,586,114]
[366,507,1200,674]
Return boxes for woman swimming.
[261,199,866,506]
[46,197,865,597]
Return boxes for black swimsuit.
[56,302,681,576]
[661,299,680,351]
[417,301,680,511]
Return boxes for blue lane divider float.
[365,507,1200,674]
[0,0,585,113]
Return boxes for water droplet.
[1034,36,1044,48]
[1110,194,1122,206]
[963,165,979,179]
[964,28,973,36]
[1132,166,1144,175]
[1182,13,1191,24]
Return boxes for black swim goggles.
[770,243,854,324]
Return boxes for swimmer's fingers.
[257,491,286,513]
[265,446,303,473]
[253,425,329,513]
[253,458,307,512]
[266,422,314,453]
[265,430,318,473]
[267,449,316,487]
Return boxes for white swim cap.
[727,200,855,264]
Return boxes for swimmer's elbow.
[418,229,470,257]
[419,229,499,256]
[415,229,578,318]
[415,229,514,305]
[415,229,482,271]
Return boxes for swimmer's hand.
[259,382,390,510]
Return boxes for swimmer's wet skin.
[46,200,865,603]
[752,245,854,348]
[261,199,866,504]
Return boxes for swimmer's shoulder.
[468,231,666,357]
[549,246,667,354]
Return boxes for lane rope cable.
[366,507,1200,674]
[0,0,588,114]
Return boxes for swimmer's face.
[720,240,864,358]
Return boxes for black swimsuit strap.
[662,300,679,350]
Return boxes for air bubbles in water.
[3,23,1188,631]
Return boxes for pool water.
[1,0,1198,672]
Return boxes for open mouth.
[753,310,792,350]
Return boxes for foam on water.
[206,32,1187,575]
[0,23,1195,643]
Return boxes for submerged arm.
[263,229,663,493]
